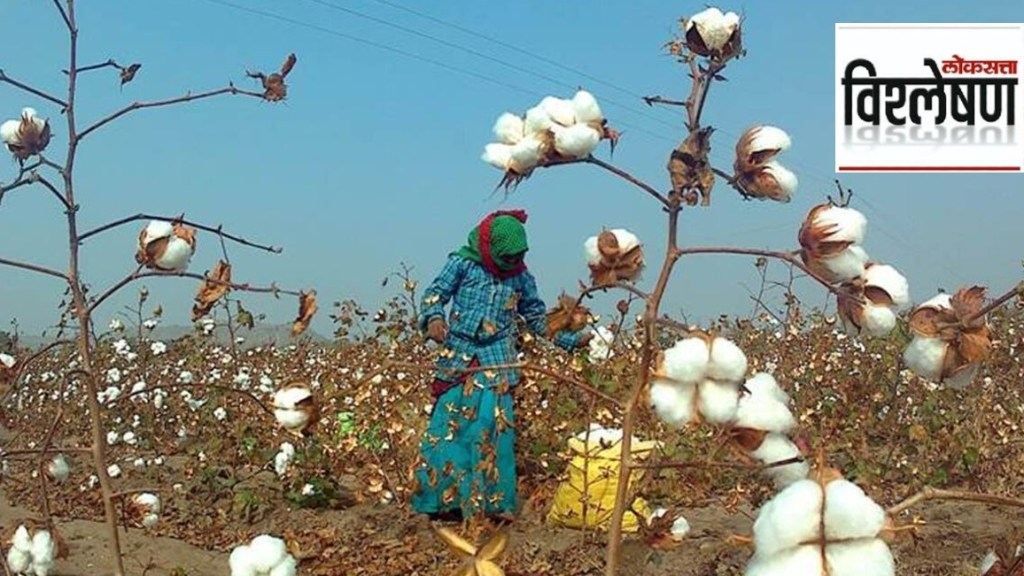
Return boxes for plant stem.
[887,486,1024,516]
[965,281,1023,323]
[78,213,282,253]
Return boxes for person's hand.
[577,331,594,347]
[426,318,448,343]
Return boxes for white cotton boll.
[860,304,897,337]
[492,112,525,145]
[752,479,823,557]
[247,535,288,573]
[649,380,696,426]
[748,126,791,155]
[825,539,896,576]
[107,464,122,478]
[135,492,161,514]
[552,123,600,159]
[920,292,953,311]
[0,353,15,369]
[743,373,789,404]
[609,229,641,252]
[764,161,798,196]
[47,454,70,483]
[814,206,868,246]
[509,134,545,173]
[820,245,869,283]
[268,555,298,576]
[902,336,947,381]
[688,7,735,51]
[142,513,160,528]
[745,545,823,576]
[661,338,711,384]
[156,236,194,271]
[708,337,748,382]
[823,479,886,540]
[539,96,576,127]
[734,388,796,434]
[864,264,910,308]
[229,545,257,576]
[6,547,30,574]
[0,119,21,145]
[481,142,513,171]
[697,379,740,424]
[588,326,615,363]
[942,363,979,391]
[979,551,999,575]
[11,526,32,553]
[571,89,603,124]
[751,433,809,489]
[29,530,55,568]
[671,516,691,539]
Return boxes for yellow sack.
[546,427,659,532]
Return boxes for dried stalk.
[78,213,283,253]
[88,269,300,314]
[0,70,68,108]
[0,257,70,281]
[887,486,1024,516]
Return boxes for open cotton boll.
[12,526,32,553]
[273,385,314,431]
[509,134,545,173]
[571,90,603,124]
[552,123,601,159]
[481,143,513,171]
[745,545,823,576]
[743,373,789,405]
[156,236,194,271]
[751,433,809,489]
[858,304,898,338]
[819,245,869,283]
[29,530,55,570]
[824,539,896,576]
[229,545,257,576]
[707,337,748,382]
[538,96,576,127]
[660,338,711,384]
[0,120,21,145]
[492,112,525,145]
[864,264,910,308]
[902,336,947,381]
[649,380,696,426]
[752,479,823,557]
[609,229,641,251]
[813,206,868,246]
[268,555,298,576]
[6,546,30,574]
[823,479,887,540]
[747,126,791,156]
[47,454,70,483]
[764,161,798,196]
[583,236,602,265]
[524,105,554,135]
[688,7,738,52]
[247,535,289,573]
[920,292,953,310]
[697,379,740,424]
[140,221,174,247]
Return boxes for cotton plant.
[903,287,992,390]
[134,220,197,272]
[482,89,619,185]
[0,107,51,162]
[229,534,297,576]
[5,525,57,576]
[744,466,897,576]
[584,228,644,286]
[732,125,798,203]
[649,331,749,426]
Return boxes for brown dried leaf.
[958,329,992,365]
[951,285,988,328]
[546,295,589,338]
[908,305,943,338]
[292,290,318,337]
[119,63,142,86]
[191,260,232,321]
[667,127,714,205]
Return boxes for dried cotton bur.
[191,260,232,320]
[482,89,619,190]
[545,295,592,339]
[744,464,900,576]
[798,203,869,283]
[135,220,197,272]
[291,290,318,337]
[436,525,510,576]
[649,330,749,427]
[729,373,809,488]
[667,127,716,206]
[272,382,319,437]
[0,107,51,162]
[246,53,297,102]
[584,229,644,286]
[903,286,992,390]
[229,534,298,576]
[732,125,798,203]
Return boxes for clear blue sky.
[1,0,1022,338]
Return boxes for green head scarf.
[455,209,529,278]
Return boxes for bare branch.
[631,454,805,471]
[575,281,650,311]
[63,59,120,75]
[586,156,670,207]
[0,70,68,109]
[966,280,1024,323]
[887,486,1024,517]
[79,213,282,253]
[642,95,688,108]
[112,382,275,418]
[77,85,267,141]
[51,0,73,31]
[0,256,70,281]
[88,268,301,314]
[34,174,74,211]
[677,246,842,296]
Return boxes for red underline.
[838,166,1021,172]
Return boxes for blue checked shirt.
[420,254,584,387]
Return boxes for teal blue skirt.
[410,376,518,517]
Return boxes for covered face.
[456,210,530,278]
